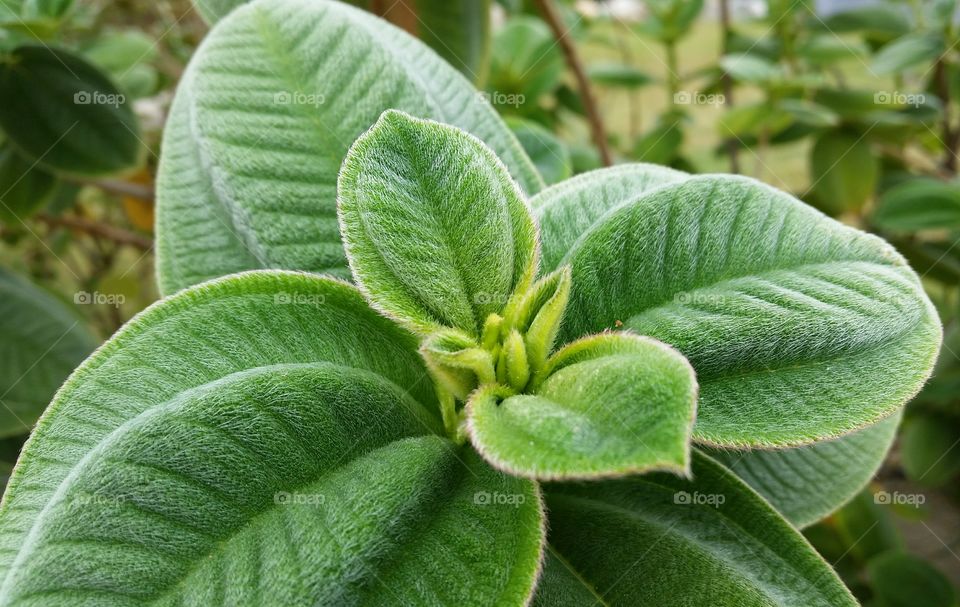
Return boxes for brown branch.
[63,177,155,202]
[934,57,958,174]
[533,0,613,166]
[36,214,153,250]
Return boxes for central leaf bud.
[419,266,572,437]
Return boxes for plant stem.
[533,0,613,166]
[36,213,153,250]
[718,0,739,173]
[64,177,155,202]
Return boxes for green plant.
[0,1,946,604]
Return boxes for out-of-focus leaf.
[719,102,793,137]
[720,53,783,84]
[633,119,683,164]
[780,98,840,128]
[587,62,653,88]
[487,16,563,106]
[0,141,57,222]
[810,130,878,213]
[871,33,944,76]
[0,268,97,437]
[638,0,704,43]
[82,30,159,98]
[900,415,960,487]
[0,45,141,175]
[867,551,956,607]
[506,116,571,185]
[816,5,910,42]
[797,35,868,65]
[874,178,960,232]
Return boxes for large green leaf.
[534,452,858,606]
[530,164,688,272]
[556,175,940,447]
[338,110,538,336]
[0,45,141,176]
[467,333,697,480]
[0,269,96,438]
[155,0,541,296]
[0,364,544,605]
[0,271,446,581]
[707,414,900,528]
[193,0,492,85]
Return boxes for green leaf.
[900,414,960,487]
[0,269,96,437]
[467,332,697,480]
[867,551,956,607]
[486,16,563,105]
[338,110,539,336]
[817,5,910,41]
[797,35,868,65]
[810,130,878,214]
[530,164,688,273]
[155,0,542,297]
[780,98,840,128]
[720,53,783,84]
[633,119,684,164]
[555,174,941,447]
[0,141,58,221]
[587,62,653,88]
[535,451,858,606]
[0,45,141,176]
[719,102,794,138]
[506,116,572,186]
[0,364,544,604]
[874,178,960,232]
[193,0,493,85]
[706,414,900,528]
[82,29,159,97]
[871,33,944,76]
[639,0,704,43]
[0,271,448,578]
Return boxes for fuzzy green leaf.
[155,0,541,295]
[0,271,445,582]
[0,269,96,438]
[338,110,539,336]
[0,365,544,605]
[467,333,697,480]
[707,414,900,528]
[531,164,688,272]
[535,451,858,606]
[557,175,941,447]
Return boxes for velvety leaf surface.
[467,333,697,480]
[155,0,541,295]
[536,452,858,606]
[530,164,688,272]
[559,175,940,447]
[338,110,538,336]
[0,271,439,581]
[0,46,141,176]
[707,414,900,528]
[0,269,96,438]
[0,364,544,605]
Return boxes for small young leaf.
[338,110,539,336]
[421,328,495,400]
[467,333,697,480]
[536,451,858,606]
[501,266,572,382]
[0,45,141,175]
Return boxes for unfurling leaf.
[338,110,539,336]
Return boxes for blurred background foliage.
[0,0,959,603]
